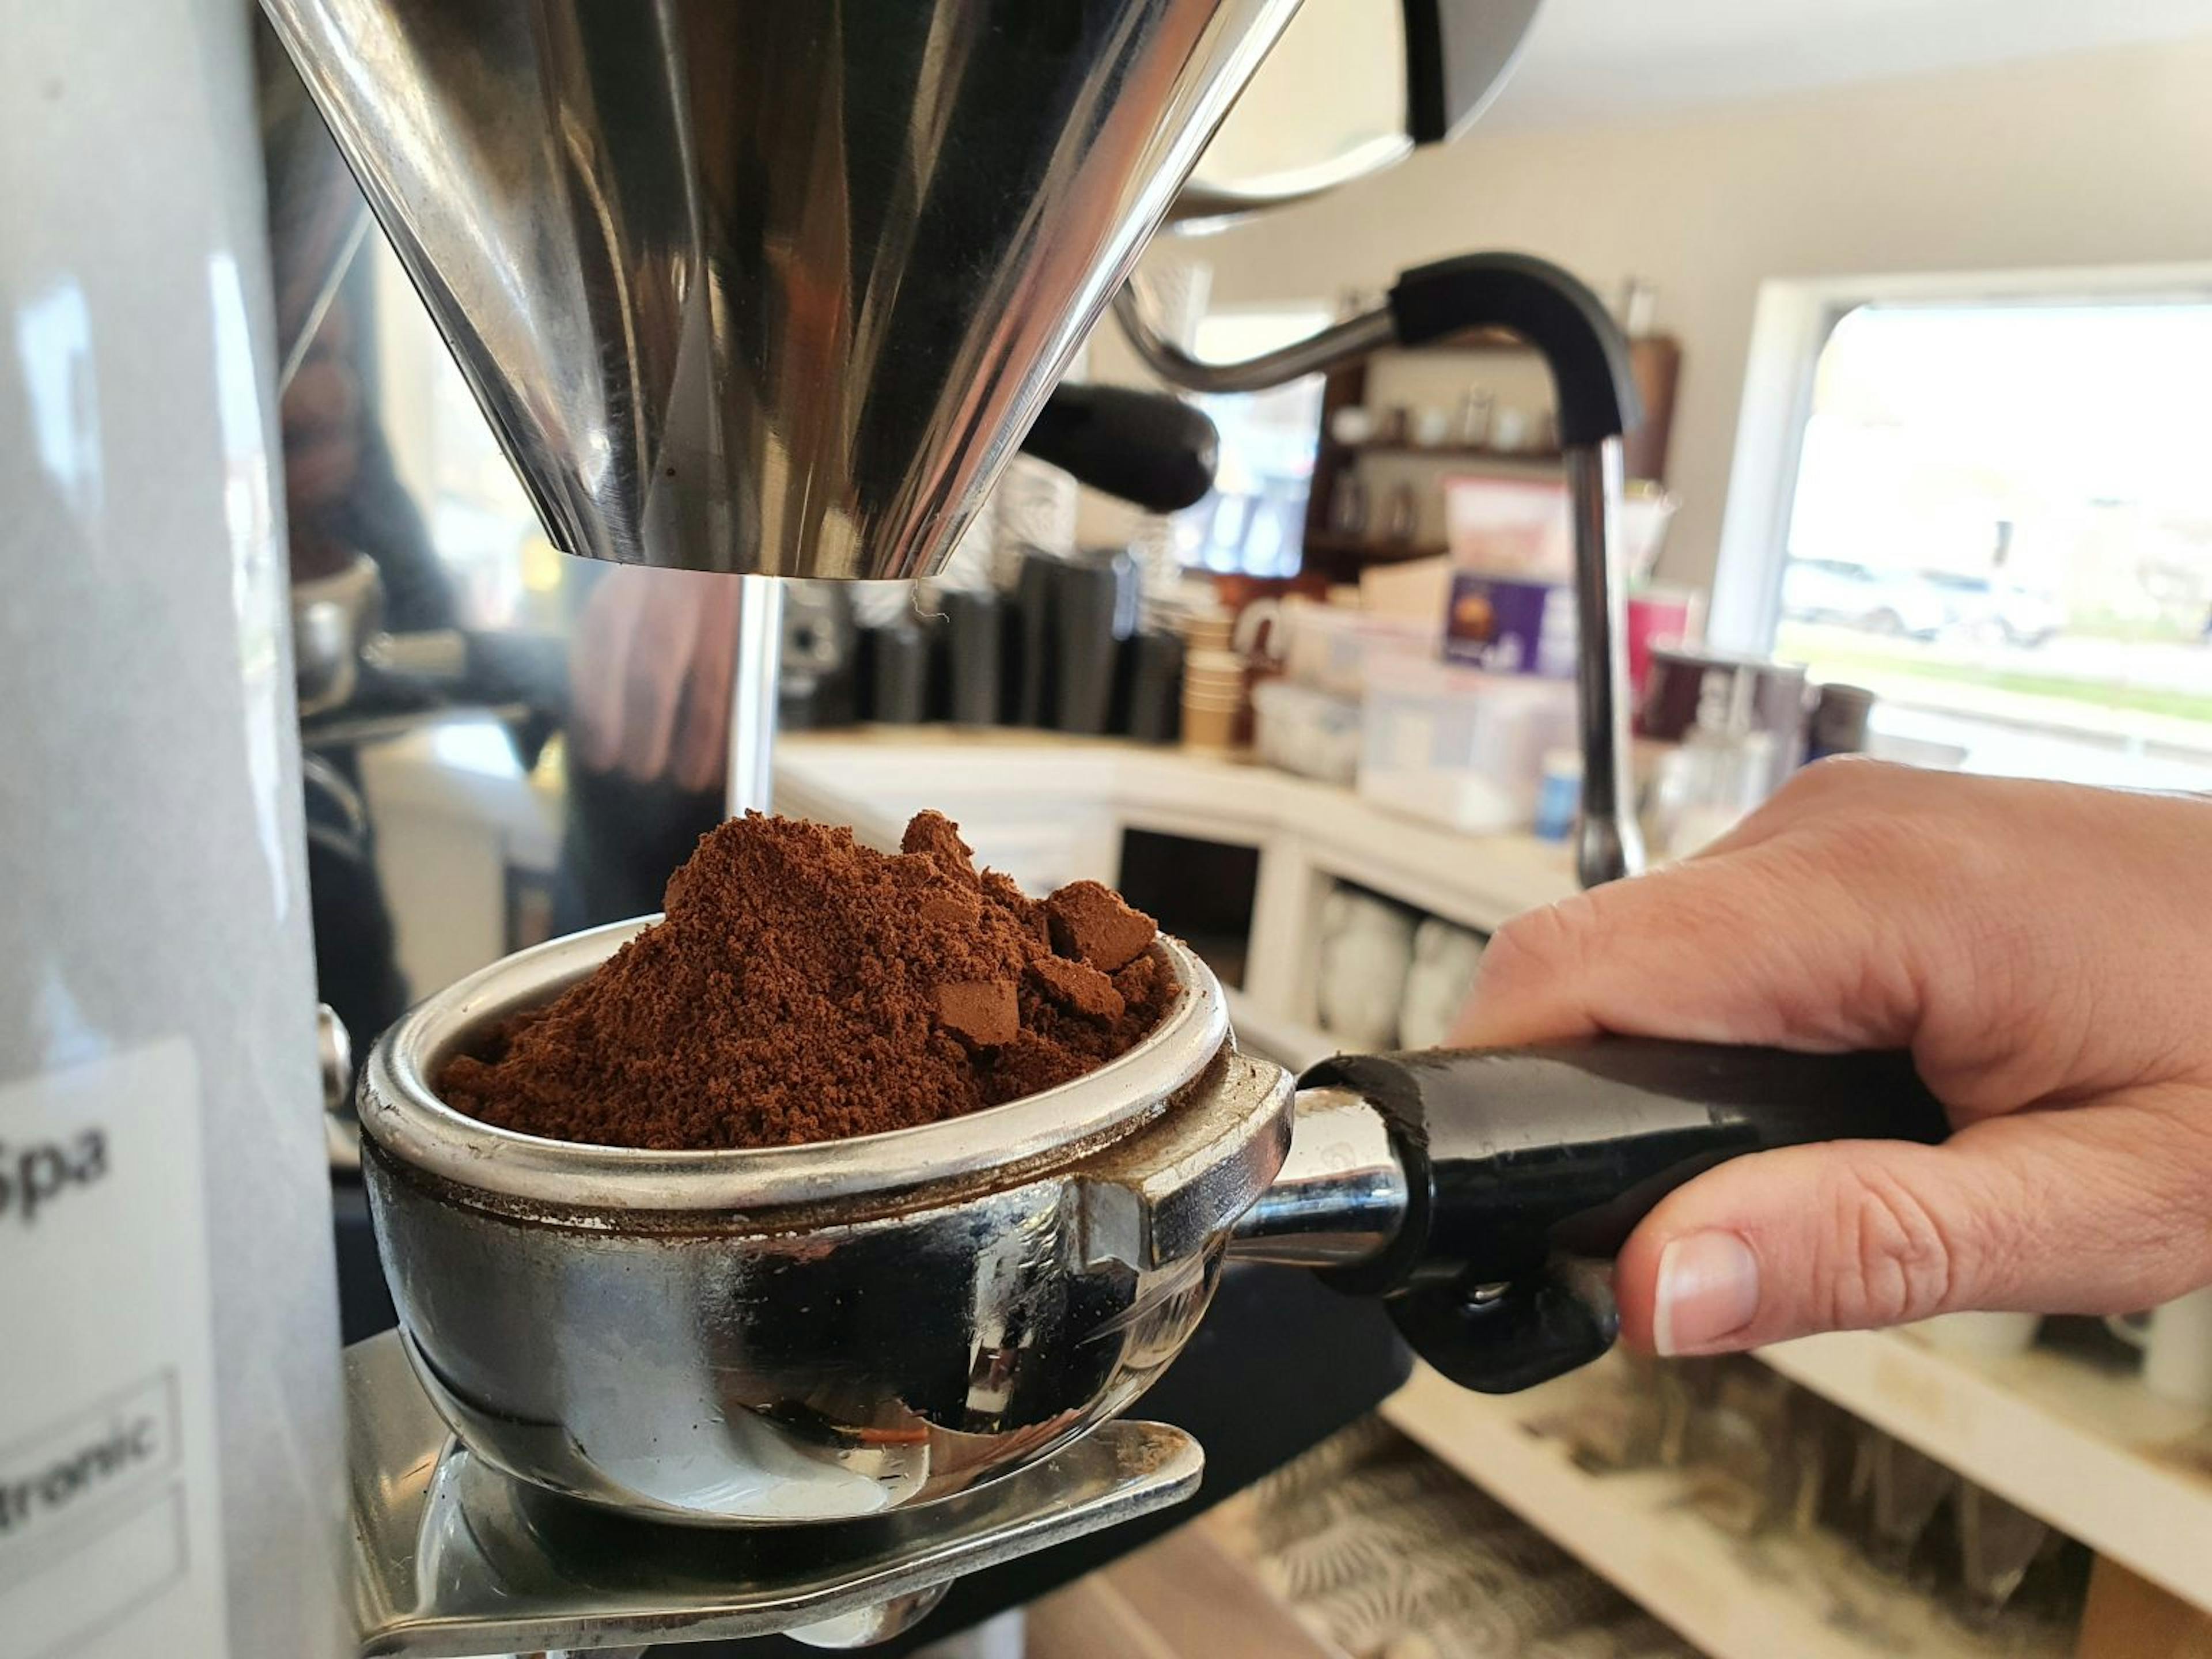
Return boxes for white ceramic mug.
[1316,889,1416,1051]
[2107,1287,2212,1405]
[1488,407,1532,453]
[1397,918,1485,1052]
[1911,1311,2042,1358]
[1329,406,1376,447]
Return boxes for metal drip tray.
[346,1332,1203,1655]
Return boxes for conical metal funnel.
[260,0,1298,578]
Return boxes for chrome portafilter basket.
[349,923,1947,1653]
[348,924,1291,1650]
[360,923,1287,1527]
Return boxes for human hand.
[569,566,741,794]
[1452,760,2212,1355]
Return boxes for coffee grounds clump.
[436,812,1171,1150]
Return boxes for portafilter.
[358,918,1947,1531]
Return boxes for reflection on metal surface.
[1175,0,1410,224]
[357,931,1287,1523]
[1229,1086,1408,1270]
[344,1331,1204,1656]
[1173,134,1415,226]
[292,552,383,717]
[257,20,372,394]
[260,0,1301,578]
[728,575,783,816]
[319,1001,361,1172]
[786,1584,951,1650]
[1115,287,1400,396]
[1566,438,1645,887]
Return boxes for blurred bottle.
[1806,683,1876,763]
[1656,669,1776,857]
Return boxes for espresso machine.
[0,2,1948,1656]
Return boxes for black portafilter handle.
[1295,1041,1951,1394]
[1017,384,1220,514]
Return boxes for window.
[1721,281,2212,791]
[1176,308,1331,578]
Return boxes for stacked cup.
[1181,644,1247,750]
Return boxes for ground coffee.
[437,812,1171,1150]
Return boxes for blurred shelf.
[1331,440,1567,464]
[1384,1359,2067,1659]
[1222,988,1336,1073]
[1390,326,1547,355]
[1027,1517,1344,1659]
[778,729,1579,937]
[1760,1328,2212,1615]
[1302,335,1681,565]
[1299,531,1448,564]
[1274,774,1577,935]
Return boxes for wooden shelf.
[1299,334,1681,580]
[1298,531,1448,564]
[1390,326,1548,355]
[1384,1359,2067,1659]
[1760,1328,2212,1616]
[1331,440,1566,464]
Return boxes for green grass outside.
[1777,634,2212,726]
[2065,611,2207,646]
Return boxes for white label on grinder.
[0,1040,229,1657]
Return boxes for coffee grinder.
[0,3,1944,1656]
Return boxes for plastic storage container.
[1358,657,1577,834]
[1252,678,1363,786]
[1443,475,1678,583]
[1238,597,1440,699]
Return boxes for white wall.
[1142,31,2212,589]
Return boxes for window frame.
[1709,262,2212,656]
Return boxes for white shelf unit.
[1383,1361,2066,1659]
[774,728,2212,1628]
[1222,988,1338,1073]
[1762,1328,2212,1616]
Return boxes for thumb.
[1613,1092,2212,1355]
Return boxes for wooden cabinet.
[1301,331,1681,584]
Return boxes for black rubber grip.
[1387,253,1641,447]
[1018,384,1219,514]
[1300,1040,1950,1392]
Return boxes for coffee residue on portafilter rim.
[435,812,1171,1151]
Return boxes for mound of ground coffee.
[437,812,1171,1150]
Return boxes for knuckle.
[1809,804,1936,882]
[1765,753,1857,807]
[1482,895,1602,988]
[1764,760,1955,868]
[1808,1161,1967,1329]
[1766,755,1904,815]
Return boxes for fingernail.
[1653,1232,1762,1355]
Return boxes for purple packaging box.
[1443,572,1578,678]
